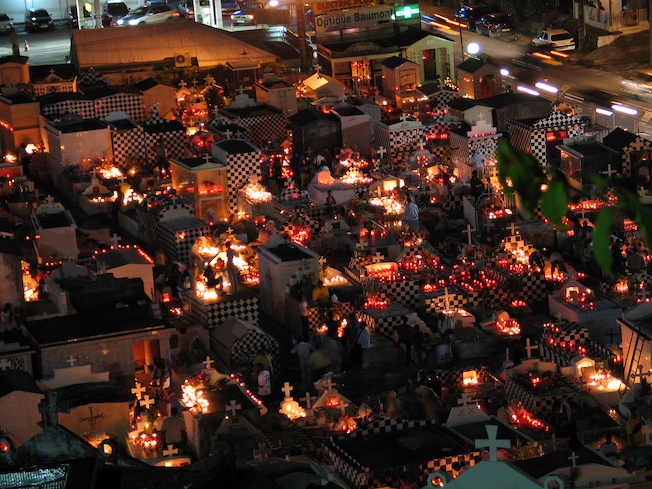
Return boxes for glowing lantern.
[462,370,479,386]
[280,399,306,420]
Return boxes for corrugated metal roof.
[71,22,277,69]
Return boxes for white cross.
[0,358,10,370]
[66,355,77,366]
[109,233,121,249]
[192,79,199,88]
[555,311,564,323]
[237,86,246,96]
[139,395,155,409]
[178,80,187,88]
[476,425,510,462]
[602,163,618,178]
[204,74,215,85]
[458,393,475,406]
[227,399,241,416]
[525,338,538,359]
[463,224,476,246]
[203,153,212,165]
[90,167,98,178]
[224,129,233,139]
[282,382,294,399]
[477,112,486,122]
[400,112,409,122]
[203,356,214,369]
[300,392,316,409]
[163,444,179,457]
[131,382,146,399]
[506,222,518,236]
[377,146,387,159]
[568,451,579,467]
[324,377,335,391]
[45,195,55,204]
[440,287,454,310]
[643,424,652,444]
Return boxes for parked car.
[231,8,256,24]
[453,3,488,30]
[67,6,92,28]
[475,13,515,37]
[102,2,129,27]
[178,0,211,22]
[25,9,54,31]
[0,14,13,34]
[221,2,242,17]
[532,28,576,51]
[115,4,180,25]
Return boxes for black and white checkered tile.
[225,151,261,214]
[183,293,260,329]
[506,377,579,414]
[0,356,25,371]
[218,112,286,148]
[94,93,144,123]
[41,98,96,120]
[357,305,412,338]
[157,218,210,264]
[111,125,146,169]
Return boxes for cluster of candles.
[495,259,527,276]
[131,432,159,453]
[366,264,401,282]
[338,154,371,170]
[341,168,374,186]
[564,288,595,310]
[280,399,307,420]
[450,269,501,293]
[323,274,347,287]
[510,300,529,308]
[286,225,312,243]
[229,374,264,408]
[368,196,405,215]
[495,316,521,335]
[614,280,629,294]
[180,376,209,414]
[364,296,389,309]
[510,406,550,431]
[485,208,514,220]
[546,337,588,356]
[97,166,124,180]
[241,271,260,285]
[586,372,623,391]
[359,227,388,239]
[239,182,273,203]
[568,200,608,212]
[88,192,117,203]
[123,188,145,206]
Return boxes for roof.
[288,108,338,127]
[159,217,209,231]
[457,57,490,73]
[417,82,455,96]
[214,139,258,154]
[29,64,79,81]
[0,458,97,489]
[219,102,283,119]
[133,77,160,91]
[82,85,142,99]
[448,97,483,111]
[0,235,22,257]
[0,55,28,66]
[381,56,413,69]
[443,459,542,489]
[0,370,41,397]
[49,118,108,133]
[38,92,89,105]
[24,305,169,346]
[95,248,154,268]
[603,127,639,150]
[210,316,276,349]
[53,380,132,407]
[512,448,609,479]
[331,102,365,117]
[0,90,36,104]
[71,22,277,70]
[480,92,547,109]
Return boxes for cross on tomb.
[643,423,652,445]
[605,328,619,345]
[475,425,510,462]
[45,195,55,204]
[457,393,475,406]
[191,79,199,88]
[377,146,387,160]
[139,394,155,410]
[109,233,121,249]
[324,377,335,391]
[253,442,273,459]
[66,355,77,366]
[568,451,579,467]
[203,153,212,165]
[90,166,98,178]
[237,86,246,96]
[79,406,105,431]
[306,147,313,157]
[550,433,563,452]
[440,287,455,310]
[240,49,250,58]
[49,68,56,76]
[131,382,146,400]
[203,355,214,369]
[281,381,294,398]
[163,444,179,457]
[178,80,187,89]
[300,392,316,409]
[525,338,538,359]
[631,364,649,383]
[0,358,11,371]
[318,256,327,267]
[372,252,384,263]
[477,112,486,122]
[506,221,518,236]
[555,311,564,323]
[463,224,476,246]
[223,128,233,139]
[400,112,409,122]
[314,64,321,74]
[38,391,64,427]
[602,163,618,178]
[204,74,215,85]
[227,399,241,416]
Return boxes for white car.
[0,13,13,33]
[532,29,576,51]
[116,4,180,25]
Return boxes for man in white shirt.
[291,337,315,388]
[403,196,420,233]
[354,323,371,369]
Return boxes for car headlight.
[128,18,139,25]
[31,17,37,21]
[116,18,124,24]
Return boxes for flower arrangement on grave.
[568,467,582,487]
[510,401,550,433]
[181,373,210,415]
[505,440,540,461]
[362,280,389,309]
[95,156,123,181]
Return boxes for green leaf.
[541,180,567,227]
[594,208,614,277]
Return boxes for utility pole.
[297,1,311,72]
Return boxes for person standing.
[384,391,401,418]
[397,316,415,365]
[291,337,315,388]
[299,295,310,338]
[627,407,646,447]
[326,190,337,216]
[403,197,419,233]
[254,362,272,405]
[225,242,239,295]
[161,407,187,451]
[18,143,32,178]
[153,138,168,175]
[353,322,371,369]
[497,400,513,424]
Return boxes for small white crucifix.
[236,86,246,96]
[178,79,187,89]
[131,382,146,400]
[163,444,179,457]
[0,358,11,371]
[203,356,214,369]
[601,163,618,178]
[139,395,155,410]
[66,355,77,366]
[525,338,538,359]
[324,377,335,391]
[568,451,579,467]
[227,399,241,416]
[45,195,55,204]
[463,224,476,246]
[377,146,387,160]
[555,311,564,323]
[281,381,294,399]
[506,221,518,236]
[400,112,410,122]
[475,425,510,462]
[224,128,233,139]
[109,233,121,249]
[457,393,475,406]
